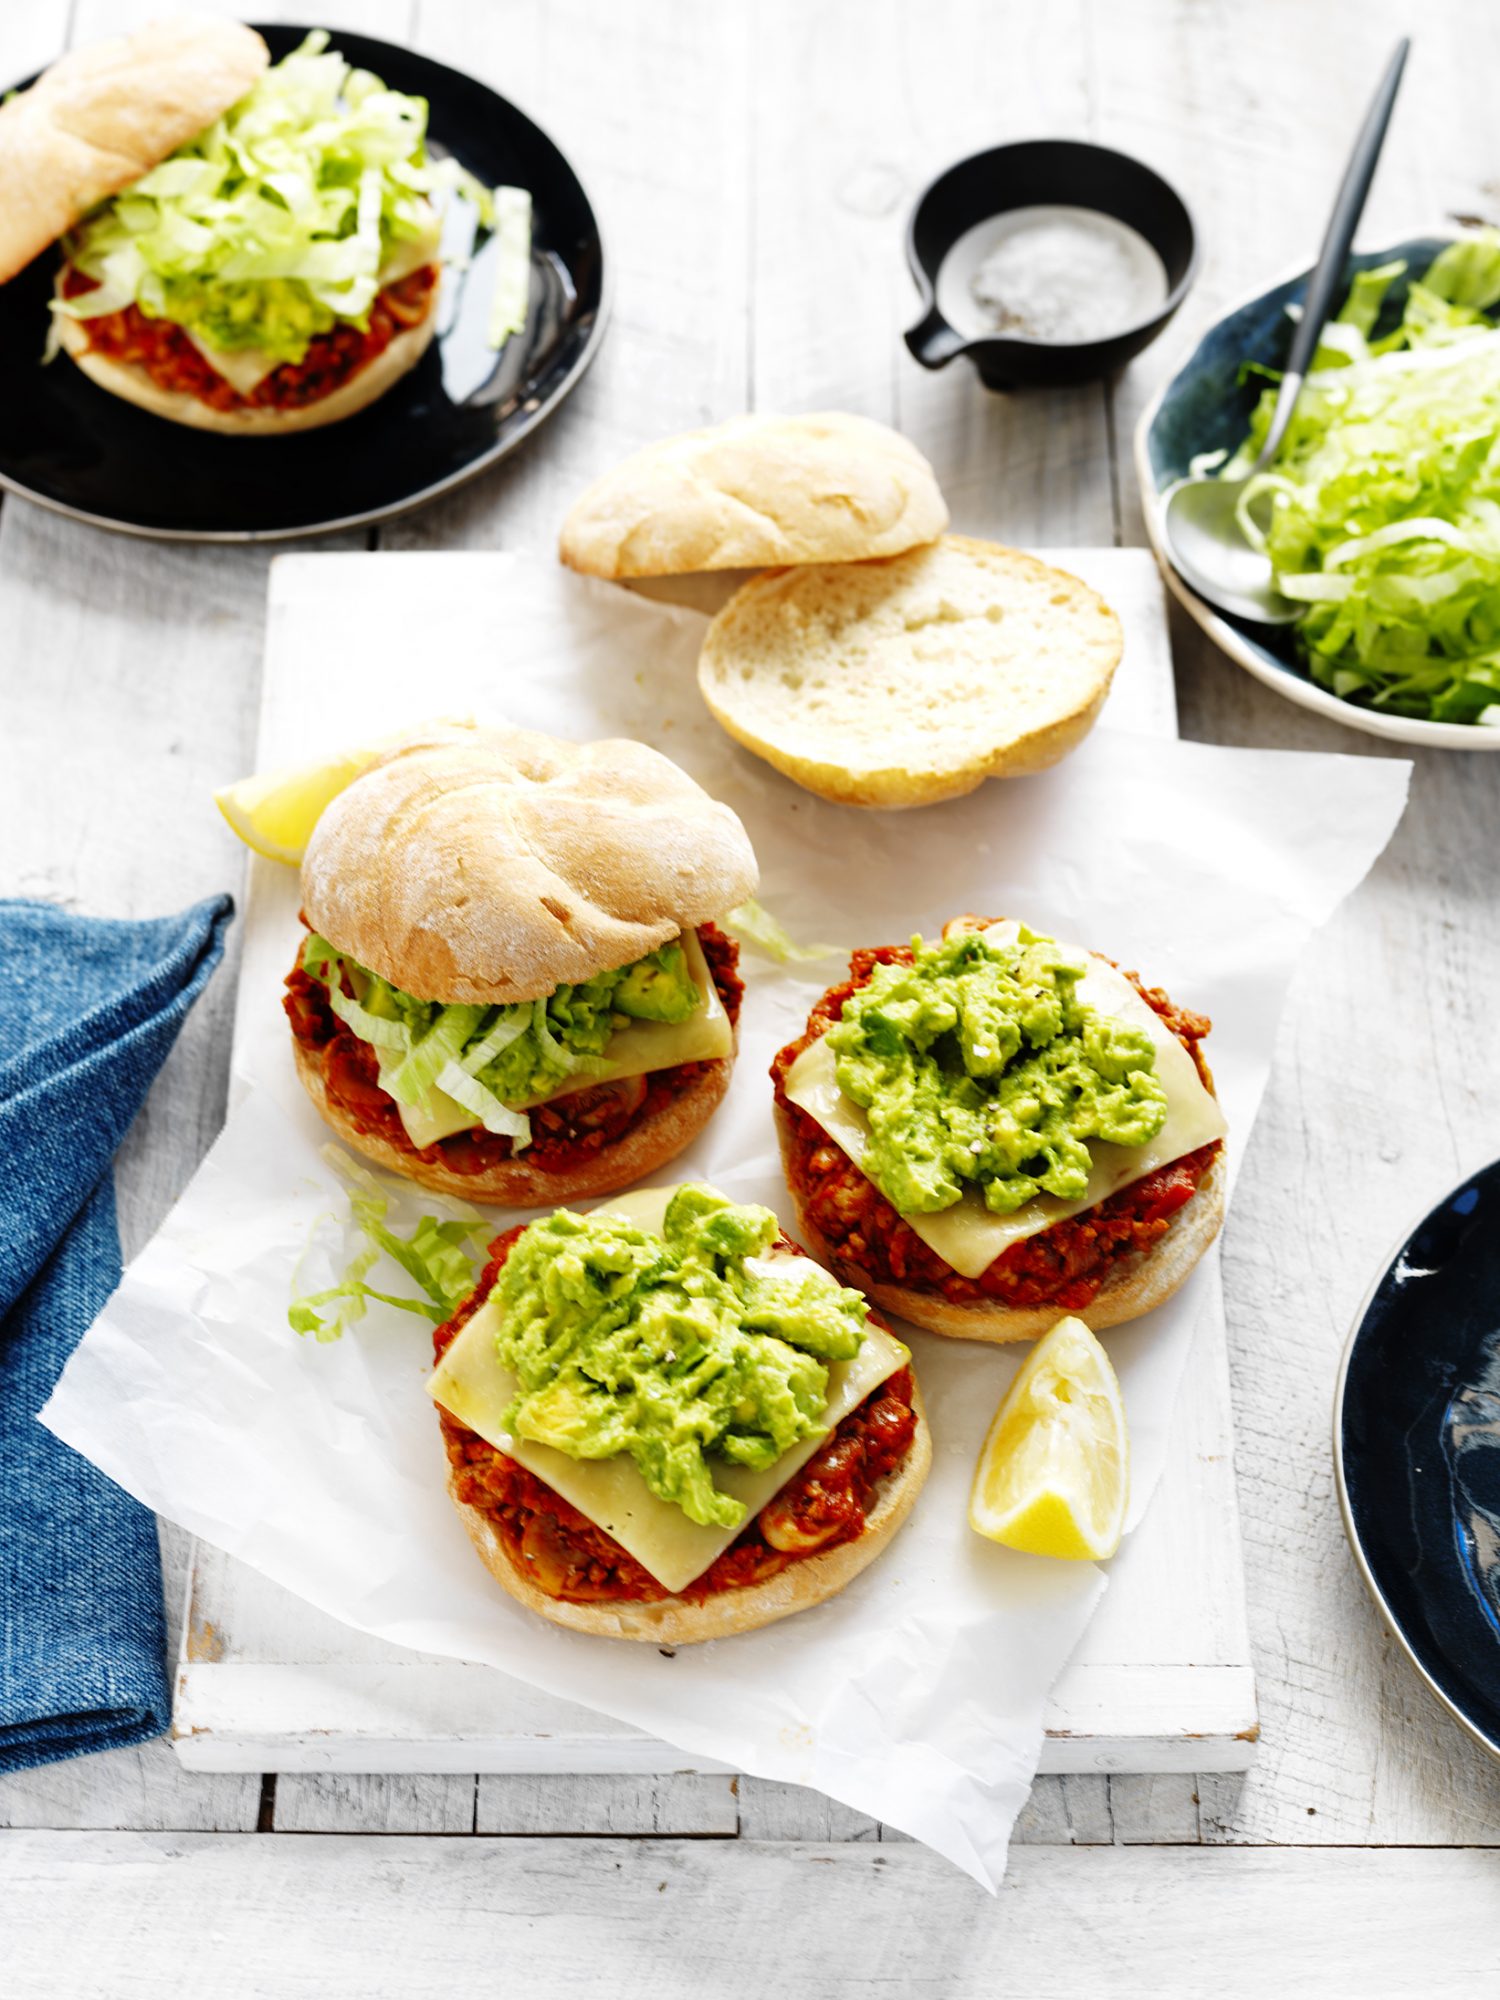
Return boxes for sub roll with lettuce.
[772,916,1227,1343]
[284,722,758,1205]
[0,23,495,433]
[428,1184,930,1641]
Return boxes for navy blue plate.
[1135,237,1500,749]
[1336,1160,1500,1758]
[0,25,607,541]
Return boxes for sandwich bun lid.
[0,18,270,284]
[300,720,760,1004]
[559,411,949,579]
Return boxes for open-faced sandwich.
[0,22,507,433]
[427,1182,930,1641]
[773,916,1227,1342]
[284,721,758,1204]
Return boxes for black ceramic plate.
[1336,1161,1500,1758]
[0,25,607,540]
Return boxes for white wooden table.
[4,1,1499,1990]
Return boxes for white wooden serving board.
[173,547,1255,1779]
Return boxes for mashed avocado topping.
[302,931,703,1138]
[491,1186,869,1529]
[824,926,1170,1218]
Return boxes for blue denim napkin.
[0,894,233,1773]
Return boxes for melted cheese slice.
[426,1185,908,1593]
[783,923,1227,1281]
[182,215,444,397]
[381,928,734,1151]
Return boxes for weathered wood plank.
[735,1780,879,1843]
[273,1774,474,1835]
[10,1835,1500,1999]
[476,1775,738,1838]
[386,0,752,555]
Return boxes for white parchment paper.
[42,554,1410,1887]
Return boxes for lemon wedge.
[214,746,388,865]
[968,1314,1129,1561]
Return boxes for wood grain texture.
[8,1835,1500,1999]
[4,0,1500,1879]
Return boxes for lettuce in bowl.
[1222,232,1500,724]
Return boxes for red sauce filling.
[434,1227,918,1605]
[284,924,744,1181]
[770,919,1222,1312]
[60,263,438,412]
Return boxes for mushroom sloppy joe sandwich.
[0,23,502,433]
[773,916,1227,1343]
[428,1182,930,1641]
[285,721,758,1205]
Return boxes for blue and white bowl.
[1135,237,1500,750]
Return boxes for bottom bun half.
[448,1376,931,1643]
[57,297,437,436]
[294,1036,734,1207]
[776,1102,1227,1344]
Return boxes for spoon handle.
[1257,37,1410,468]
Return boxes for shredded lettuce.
[53,31,502,368]
[487,185,532,349]
[723,899,838,964]
[299,930,702,1144]
[289,1151,486,1342]
[1220,230,1500,722]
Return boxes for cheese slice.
[380,928,733,1151]
[783,923,1227,1281]
[426,1185,908,1593]
[181,212,444,397]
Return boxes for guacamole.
[824,926,1169,1218]
[491,1185,870,1529]
[302,933,703,1112]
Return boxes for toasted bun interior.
[301,722,759,1004]
[0,19,269,283]
[449,1375,931,1642]
[559,411,949,579]
[293,1035,735,1207]
[55,289,438,436]
[777,1104,1226,1344]
[698,535,1123,809]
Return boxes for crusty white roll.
[55,288,438,436]
[447,1374,930,1643]
[0,18,268,284]
[559,411,949,578]
[301,722,759,1003]
[293,721,759,1201]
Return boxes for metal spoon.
[1160,38,1410,625]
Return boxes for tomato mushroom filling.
[772,926,1222,1312]
[60,263,439,412]
[285,922,744,1179]
[433,1226,918,1605]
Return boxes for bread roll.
[0,18,268,283]
[301,721,760,1004]
[559,412,948,578]
[698,535,1123,808]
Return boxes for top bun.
[301,722,760,1004]
[558,412,949,579]
[0,17,269,284]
